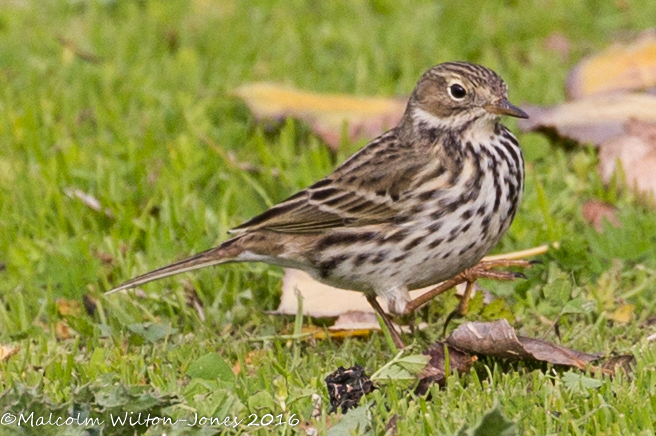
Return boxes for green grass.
[2,0,656,434]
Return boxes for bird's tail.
[106,238,242,295]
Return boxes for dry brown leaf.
[518,93,656,146]
[232,82,405,150]
[329,311,380,331]
[567,30,656,99]
[0,344,19,362]
[55,321,72,340]
[412,322,633,391]
[601,354,636,377]
[446,320,602,369]
[384,414,399,436]
[581,200,620,232]
[415,341,477,395]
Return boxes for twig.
[483,242,558,262]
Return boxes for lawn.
[2,0,656,435]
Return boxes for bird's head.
[405,61,528,132]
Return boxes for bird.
[108,61,531,349]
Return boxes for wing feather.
[230,130,442,234]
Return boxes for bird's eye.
[448,83,467,100]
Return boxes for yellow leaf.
[232,83,405,149]
[608,304,635,324]
[568,31,656,99]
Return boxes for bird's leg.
[442,281,475,336]
[366,259,534,347]
[401,276,468,315]
[401,258,535,316]
[365,294,406,349]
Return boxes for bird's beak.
[484,98,529,119]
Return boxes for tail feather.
[106,242,239,295]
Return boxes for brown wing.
[229,130,429,235]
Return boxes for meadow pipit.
[109,62,530,349]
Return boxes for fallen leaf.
[415,341,477,396]
[607,303,635,324]
[329,311,381,331]
[598,120,656,200]
[328,311,428,335]
[55,321,72,340]
[325,365,375,414]
[518,93,656,146]
[446,320,635,377]
[0,344,19,362]
[601,354,636,377]
[447,320,602,369]
[384,414,398,436]
[581,200,621,232]
[567,30,656,99]
[233,82,406,150]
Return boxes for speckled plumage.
[109,62,528,341]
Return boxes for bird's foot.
[457,259,535,283]
[441,259,534,334]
